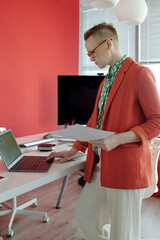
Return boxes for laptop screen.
[0,130,22,167]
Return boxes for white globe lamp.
[116,0,148,25]
[87,0,120,9]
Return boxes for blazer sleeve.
[131,66,160,144]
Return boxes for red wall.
[0,0,79,137]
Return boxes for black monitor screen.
[58,75,104,125]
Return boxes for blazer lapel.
[102,57,134,124]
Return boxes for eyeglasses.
[87,39,112,58]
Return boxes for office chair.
[101,137,160,238]
[143,137,160,199]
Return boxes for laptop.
[0,129,53,172]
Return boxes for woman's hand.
[46,147,79,163]
[88,131,140,152]
[89,134,119,152]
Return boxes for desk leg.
[56,175,70,209]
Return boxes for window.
[79,3,136,75]
[79,0,160,94]
[139,0,160,94]
[139,0,160,64]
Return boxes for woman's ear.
[107,39,112,50]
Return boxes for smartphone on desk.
[38,144,56,151]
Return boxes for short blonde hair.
[84,22,119,43]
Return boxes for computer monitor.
[58,75,104,125]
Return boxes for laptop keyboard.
[11,156,43,170]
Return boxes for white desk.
[0,132,86,237]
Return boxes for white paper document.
[51,124,114,142]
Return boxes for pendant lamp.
[87,0,120,9]
[116,0,148,25]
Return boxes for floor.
[0,172,160,240]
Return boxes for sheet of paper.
[56,137,75,142]
[51,124,114,141]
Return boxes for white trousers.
[75,164,145,240]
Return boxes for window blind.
[79,6,136,75]
[139,0,160,63]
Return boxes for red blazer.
[73,57,160,189]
